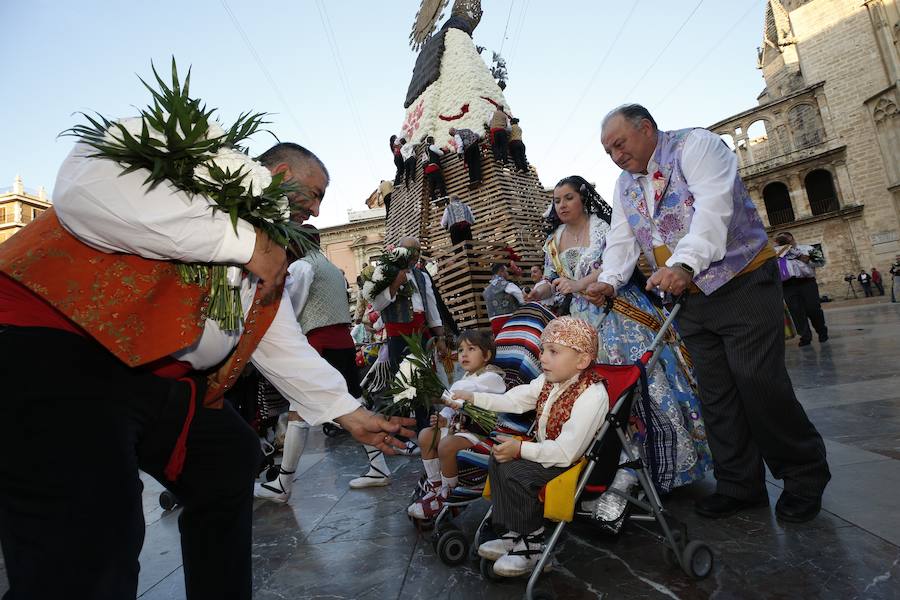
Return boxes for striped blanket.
[493,302,556,387]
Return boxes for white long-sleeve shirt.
[598,129,739,289]
[285,260,314,318]
[472,373,608,468]
[52,144,361,425]
[369,270,442,328]
[439,368,506,421]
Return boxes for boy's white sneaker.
[491,533,546,577]
[477,533,519,561]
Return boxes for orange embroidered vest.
[0,208,279,406]
[534,369,606,440]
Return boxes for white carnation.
[362,281,376,300]
[276,196,290,220]
[104,117,166,145]
[372,265,386,283]
[194,148,272,196]
[393,387,417,403]
[205,121,227,140]
[397,357,417,382]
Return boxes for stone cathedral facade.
[710,0,900,298]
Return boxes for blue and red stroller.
[471,301,714,599]
[410,413,533,564]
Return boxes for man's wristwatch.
[673,262,694,277]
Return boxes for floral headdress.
[541,316,598,362]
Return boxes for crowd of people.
[0,103,836,597]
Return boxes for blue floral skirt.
[570,284,712,491]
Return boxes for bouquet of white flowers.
[383,334,444,418]
[359,246,415,303]
[62,59,315,330]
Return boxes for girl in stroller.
[408,329,506,520]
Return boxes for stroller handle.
[644,295,685,373]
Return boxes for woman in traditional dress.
[526,175,712,528]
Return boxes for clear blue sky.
[1,0,769,228]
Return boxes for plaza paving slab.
[2,301,899,599]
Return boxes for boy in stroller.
[448,316,608,577]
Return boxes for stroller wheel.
[322,423,342,437]
[265,465,279,482]
[682,540,714,579]
[479,557,504,582]
[436,529,469,566]
[159,490,179,511]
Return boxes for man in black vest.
[370,237,448,430]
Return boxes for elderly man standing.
[587,105,830,523]
[0,141,414,600]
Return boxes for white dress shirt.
[504,281,525,305]
[400,142,416,161]
[598,129,738,289]
[370,270,442,328]
[285,260,314,318]
[472,374,608,468]
[53,144,361,425]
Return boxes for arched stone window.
[762,181,795,225]
[747,120,769,144]
[788,104,823,148]
[805,169,839,215]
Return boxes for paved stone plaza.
[2,300,899,599]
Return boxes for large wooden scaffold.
[386,140,551,329]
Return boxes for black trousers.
[0,327,262,600]
[488,457,566,534]
[426,170,447,201]
[509,140,528,172]
[463,144,483,183]
[449,222,473,247]
[782,277,828,343]
[861,282,873,297]
[403,157,416,187]
[386,333,432,431]
[320,346,362,398]
[491,129,509,163]
[676,261,830,501]
[393,155,404,185]
[383,193,391,219]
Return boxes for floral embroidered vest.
[0,209,280,407]
[534,369,606,440]
[617,129,769,294]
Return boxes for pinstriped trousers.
[677,260,831,501]
[488,456,567,534]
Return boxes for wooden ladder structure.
[386,140,550,329]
